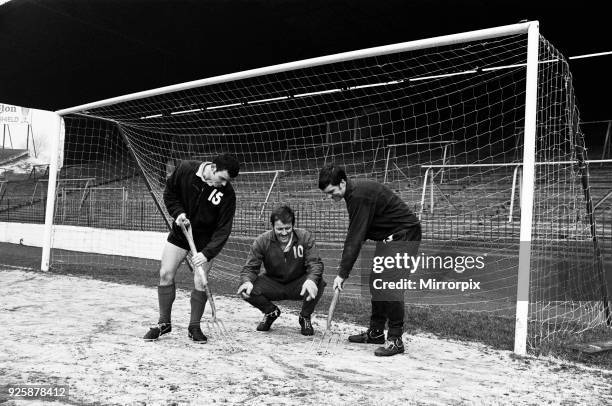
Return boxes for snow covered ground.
[1,268,611,405]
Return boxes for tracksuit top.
[241,228,324,285]
[164,160,236,260]
[339,179,421,279]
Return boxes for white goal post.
[40,21,610,355]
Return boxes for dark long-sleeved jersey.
[164,160,236,260]
[241,228,324,285]
[339,179,421,279]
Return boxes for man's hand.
[175,213,189,227]
[192,252,207,267]
[237,281,254,298]
[333,275,345,291]
[300,279,318,301]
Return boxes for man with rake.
[318,164,421,356]
[143,154,240,343]
[238,205,326,336]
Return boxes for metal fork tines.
[310,329,342,354]
[205,289,240,352]
[309,288,342,355]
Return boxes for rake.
[309,288,342,354]
[180,223,237,352]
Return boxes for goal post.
[513,21,539,355]
[41,113,63,271]
[43,21,610,353]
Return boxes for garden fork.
[180,223,238,352]
[309,288,342,354]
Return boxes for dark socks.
[190,289,207,326]
[158,284,176,324]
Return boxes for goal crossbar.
[55,22,534,116]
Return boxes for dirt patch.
[1,268,611,405]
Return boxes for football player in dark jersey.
[144,154,240,343]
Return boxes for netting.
[49,27,609,349]
[527,38,609,345]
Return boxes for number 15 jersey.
[164,160,236,260]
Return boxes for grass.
[2,241,611,369]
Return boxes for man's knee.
[314,278,326,298]
[249,283,264,297]
[248,284,276,301]
[159,242,186,285]
[242,284,275,308]
[159,266,176,285]
[250,276,285,299]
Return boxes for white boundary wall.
[0,221,165,260]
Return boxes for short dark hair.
[318,165,347,190]
[270,205,295,226]
[213,154,240,178]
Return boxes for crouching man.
[237,205,326,335]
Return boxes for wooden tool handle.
[326,288,340,330]
[179,223,209,286]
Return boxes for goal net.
[46,22,610,351]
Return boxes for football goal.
[42,21,610,354]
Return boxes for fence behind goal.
[45,21,610,352]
